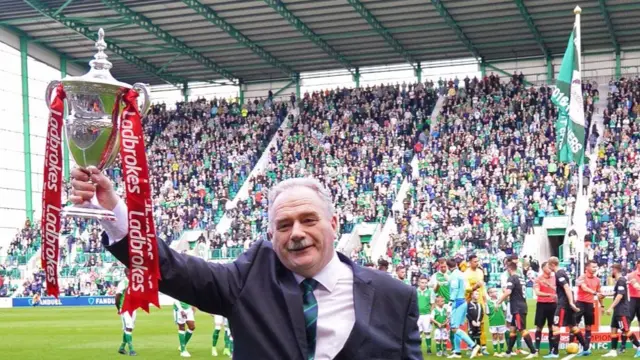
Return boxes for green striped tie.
[301,278,318,360]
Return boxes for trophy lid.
[63,28,131,89]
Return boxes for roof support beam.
[514,0,551,58]
[182,0,297,80]
[429,0,481,60]
[263,0,356,75]
[22,0,185,85]
[346,0,417,69]
[52,0,75,16]
[598,0,620,52]
[100,0,238,84]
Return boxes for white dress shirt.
[293,252,355,359]
[101,199,356,359]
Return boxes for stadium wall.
[489,50,640,85]
[244,80,295,102]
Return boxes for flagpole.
[574,5,586,277]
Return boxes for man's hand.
[69,166,119,211]
[606,308,612,316]
[570,303,580,312]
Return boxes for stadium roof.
[1,0,638,87]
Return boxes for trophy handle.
[132,83,151,115]
[45,80,61,111]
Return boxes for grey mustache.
[287,239,312,250]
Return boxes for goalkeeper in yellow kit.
[464,254,488,355]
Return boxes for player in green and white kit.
[395,264,411,285]
[212,315,234,357]
[431,259,451,303]
[486,288,507,356]
[417,276,435,354]
[431,295,450,357]
[115,270,137,356]
[430,258,452,351]
[173,300,196,357]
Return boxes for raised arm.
[102,225,260,317]
[70,167,259,317]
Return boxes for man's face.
[419,278,427,290]
[542,264,551,276]
[397,268,406,280]
[269,186,337,278]
[470,257,479,270]
[439,262,447,273]
[587,262,598,275]
[611,267,619,278]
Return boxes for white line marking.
[561,355,577,360]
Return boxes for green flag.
[551,10,585,165]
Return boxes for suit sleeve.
[102,231,259,317]
[402,287,424,360]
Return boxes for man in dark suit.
[70,167,422,359]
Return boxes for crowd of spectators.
[215,82,438,260]
[4,74,634,298]
[584,77,640,279]
[1,94,289,297]
[388,73,580,286]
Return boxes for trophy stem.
[61,203,116,222]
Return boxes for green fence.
[209,247,244,260]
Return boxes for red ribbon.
[41,84,66,298]
[119,88,160,315]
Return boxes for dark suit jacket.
[103,234,422,359]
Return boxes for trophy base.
[61,204,117,222]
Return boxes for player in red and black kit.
[574,260,604,350]
[545,257,590,358]
[497,261,538,359]
[625,259,640,351]
[603,264,640,357]
[533,261,556,352]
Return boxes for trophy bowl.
[44,28,150,221]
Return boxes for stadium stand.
[385,74,579,286]
[0,76,618,298]
[1,94,290,297]
[215,82,438,263]
[585,77,640,280]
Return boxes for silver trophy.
[44,28,150,221]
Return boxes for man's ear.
[267,231,272,241]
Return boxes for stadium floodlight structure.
[181,0,298,82]
[346,0,418,70]
[263,0,357,76]
[22,0,188,87]
[100,0,239,85]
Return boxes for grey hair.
[267,177,335,231]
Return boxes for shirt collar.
[293,252,343,293]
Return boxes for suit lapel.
[337,254,375,358]
[279,266,307,360]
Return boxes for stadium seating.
[1,95,289,297]
[388,74,580,286]
[585,77,640,279]
[213,83,437,262]
[1,76,618,298]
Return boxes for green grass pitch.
[0,299,638,359]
